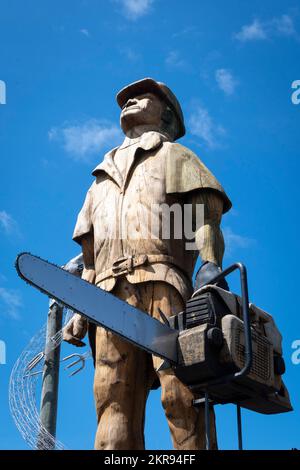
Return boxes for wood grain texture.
[71,131,228,449]
[92,278,217,450]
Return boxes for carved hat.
[116,77,185,139]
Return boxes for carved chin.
[121,109,145,128]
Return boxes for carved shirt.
[73,131,231,301]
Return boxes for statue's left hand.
[194,261,229,292]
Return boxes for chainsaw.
[15,253,292,419]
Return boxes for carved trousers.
[91,278,217,450]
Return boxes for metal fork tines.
[61,351,91,377]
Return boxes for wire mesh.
[8,307,90,450]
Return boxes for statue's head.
[116,78,185,141]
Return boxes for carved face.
[120,92,164,133]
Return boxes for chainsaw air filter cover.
[184,291,231,330]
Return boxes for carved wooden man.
[63,78,231,450]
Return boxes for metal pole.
[37,301,63,449]
[237,404,243,450]
[205,391,211,450]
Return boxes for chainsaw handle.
[193,262,253,384]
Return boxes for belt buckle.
[112,256,133,277]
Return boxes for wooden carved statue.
[63,78,231,450]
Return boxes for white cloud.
[120,46,140,62]
[188,104,226,149]
[273,14,296,36]
[215,69,238,96]
[235,19,267,42]
[79,28,90,37]
[235,14,297,42]
[165,50,186,68]
[0,211,19,235]
[0,287,22,320]
[114,0,154,20]
[223,227,255,256]
[48,120,122,161]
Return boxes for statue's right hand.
[63,313,87,347]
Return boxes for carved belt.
[95,254,180,284]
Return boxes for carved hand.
[194,261,229,292]
[63,313,88,347]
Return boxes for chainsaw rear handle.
[192,262,253,385]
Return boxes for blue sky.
[0,0,300,450]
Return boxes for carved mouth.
[122,105,141,113]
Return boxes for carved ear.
[161,106,174,125]
[161,105,179,141]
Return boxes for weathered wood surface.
[37,302,63,449]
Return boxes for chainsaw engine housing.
[171,286,292,415]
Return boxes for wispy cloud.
[0,211,19,236]
[235,14,297,42]
[114,0,154,20]
[215,69,238,96]
[79,28,90,37]
[273,14,296,36]
[0,287,22,320]
[223,227,256,256]
[165,50,186,68]
[172,26,201,39]
[188,103,226,149]
[235,19,267,42]
[120,46,141,62]
[48,120,122,161]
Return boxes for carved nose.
[123,98,138,109]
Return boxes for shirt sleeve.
[165,142,232,214]
[187,190,225,266]
[72,186,94,245]
[187,189,224,222]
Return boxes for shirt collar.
[91,131,169,179]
